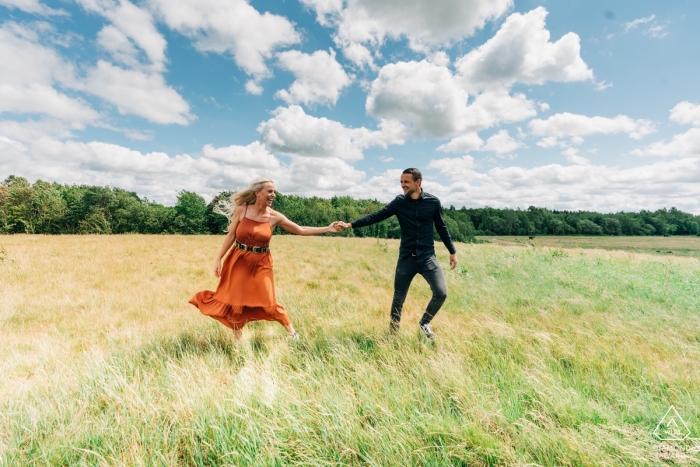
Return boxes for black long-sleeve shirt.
[350,190,456,263]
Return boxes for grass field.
[1,235,700,466]
[479,235,700,258]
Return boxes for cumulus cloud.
[258,105,406,161]
[670,101,700,127]
[530,112,656,140]
[436,133,483,154]
[0,22,99,125]
[300,0,512,66]
[562,147,589,165]
[78,0,167,71]
[462,89,536,131]
[366,60,468,138]
[456,7,593,92]
[631,128,700,158]
[0,132,367,203]
[366,60,537,141]
[275,49,352,106]
[422,155,700,213]
[83,60,193,125]
[149,0,300,85]
[365,9,591,144]
[0,0,65,15]
[536,136,565,148]
[482,130,525,154]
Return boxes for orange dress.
[189,216,291,330]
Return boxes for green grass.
[479,235,700,258]
[1,235,699,466]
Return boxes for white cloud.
[0,0,65,16]
[670,102,700,127]
[201,142,280,169]
[366,60,468,138]
[149,0,300,84]
[436,133,483,154]
[83,60,193,125]
[96,25,142,69]
[0,118,76,142]
[258,105,406,161]
[562,147,589,165]
[0,132,366,203]
[536,136,565,148]
[245,80,264,96]
[595,80,613,91]
[464,89,537,131]
[0,84,99,124]
[530,112,656,140]
[423,155,700,213]
[367,60,537,141]
[78,0,167,71]
[624,15,655,33]
[428,155,489,183]
[301,0,512,67]
[455,7,593,92]
[644,24,667,39]
[482,130,525,154]
[538,102,550,112]
[623,14,667,39]
[275,49,352,106]
[0,22,99,125]
[632,128,700,158]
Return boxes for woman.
[189,177,340,342]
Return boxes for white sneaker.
[419,323,435,339]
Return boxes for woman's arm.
[271,211,340,236]
[214,205,244,277]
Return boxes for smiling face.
[255,182,276,207]
[400,173,421,198]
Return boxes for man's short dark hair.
[402,168,422,182]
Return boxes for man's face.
[400,173,421,196]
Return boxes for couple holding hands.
[189,168,458,342]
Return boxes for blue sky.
[1,0,699,213]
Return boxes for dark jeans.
[391,255,447,326]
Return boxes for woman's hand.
[330,221,343,232]
[214,258,223,277]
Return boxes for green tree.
[602,217,621,236]
[172,191,208,234]
[577,219,603,235]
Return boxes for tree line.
[1,175,699,241]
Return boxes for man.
[341,168,457,339]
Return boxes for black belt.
[235,240,269,253]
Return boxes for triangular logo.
[654,406,691,441]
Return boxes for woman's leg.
[283,322,299,339]
[232,324,243,342]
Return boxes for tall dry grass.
[1,235,699,466]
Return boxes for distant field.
[479,235,700,258]
[1,235,699,465]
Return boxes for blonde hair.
[213,177,274,221]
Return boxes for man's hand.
[330,221,343,232]
[449,253,458,270]
[338,222,352,229]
